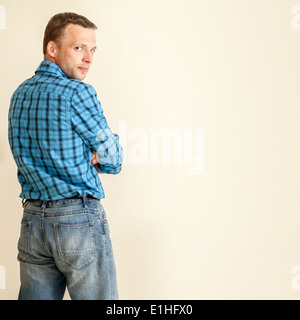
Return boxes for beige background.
[0,0,300,299]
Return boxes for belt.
[22,195,100,208]
[69,195,99,200]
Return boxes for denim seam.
[40,204,53,257]
[98,213,113,299]
[101,211,112,258]
[17,221,33,263]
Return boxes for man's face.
[52,24,97,80]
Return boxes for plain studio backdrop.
[0,0,300,299]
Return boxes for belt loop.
[82,197,87,208]
[22,199,26,208]
[41,200,47,209]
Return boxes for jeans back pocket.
[54,222,96,270]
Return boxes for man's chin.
[75,75,86,81]
[69,73,86,81]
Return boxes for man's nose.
[83,51,93,64]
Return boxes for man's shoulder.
[69,80,98,102]
[44,76,97,100]
[70,79,96,93]
[45,75,96,97]
[12,74,96,101]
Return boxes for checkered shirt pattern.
[8,60,123,200]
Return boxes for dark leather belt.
[69,195,99,200]
[22,195,100,208]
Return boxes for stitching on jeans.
[53,222,96,270]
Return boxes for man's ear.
[46,41,58,58]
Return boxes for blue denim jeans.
[17,197,118,300]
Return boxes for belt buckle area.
[22,199,30,208]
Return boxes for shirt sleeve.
[70,83,123,174]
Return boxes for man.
[8,12,123,300]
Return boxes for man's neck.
[44,54,56,65]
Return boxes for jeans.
[17,197,118,300]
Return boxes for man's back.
[9,60,122,200]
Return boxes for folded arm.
[71,83,123,175]
[91,151,102,174]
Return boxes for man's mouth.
[78,67,89,73]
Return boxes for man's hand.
[91,150,103,174]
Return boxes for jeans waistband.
[22,195,100,209]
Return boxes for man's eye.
[75,46,83,51]
[90,49,96,54]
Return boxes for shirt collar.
[35,60,68,79]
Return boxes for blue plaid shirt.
[8,60,123,200]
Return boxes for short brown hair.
[43,12,97,55]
